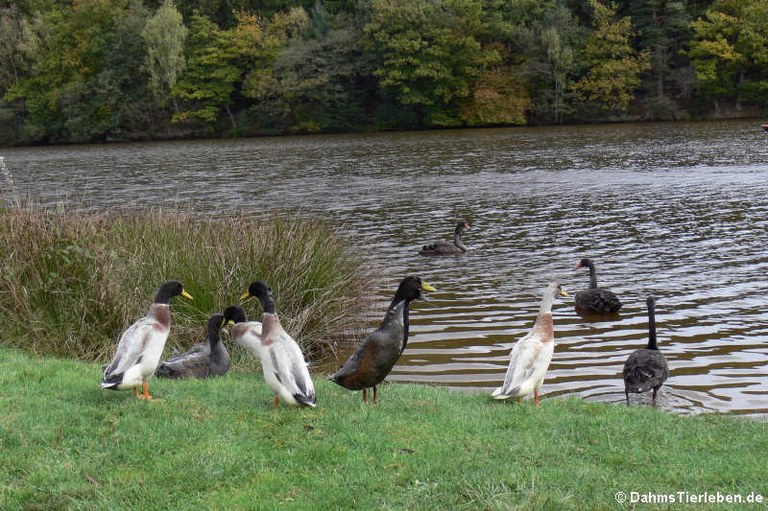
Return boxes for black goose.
[622,296,669,404]
[155,306,246,379]
[419,219,470,255]
[330,276,435,404]
[574,258,622,313]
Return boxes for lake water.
[3,119,768,416]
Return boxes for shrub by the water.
[0,205,369,363]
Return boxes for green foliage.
[0,206,369,361]
[3,0,768,144]
[572,0,651,114]
[365,0,499,126]
[142,0,187,106]
[171,13,241,126]
[516,2,585,124]
[688,0,768,109]
[2,349,767,509]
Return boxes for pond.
[3,119,768,416]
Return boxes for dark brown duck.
[330,276,435,404]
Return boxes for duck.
[234,281,316,408]
[574,258,622,313]
[418,219,470,255]
[491,282,568,404]
[623,296,669,404]
[101,280,193,400]
[330,276,435,404]
[154,306,247,379]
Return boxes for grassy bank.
[0,205,369,362]
[1,349,765,511]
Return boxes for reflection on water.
[3,120,768,416]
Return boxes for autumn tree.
[688,0,768,112]
[571,0,650,115]
[364,0,498,127]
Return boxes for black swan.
[419,219,470,255]
[574,258,622,313]
[330,277,435,404]
[622,296,669,404]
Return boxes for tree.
[4,0,152,143]
[571,0,650,115]
[688,0,768,112]
[142,0,187,107]
[516,2,585,124]
[171,13,241,128]
[628,0,695,120]
[364,0,498,127]
[245,6,375,133]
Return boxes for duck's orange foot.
[137,382,153,400]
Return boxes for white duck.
[492,282,567,404]
[101,280,193,400]
[233,281,316,408]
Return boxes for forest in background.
[1,0,767,146]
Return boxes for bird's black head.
[576,258,593,270]
[393,276,436,304]
[455,219,470,232]
[646,296,656,309]
[222,305,247,325]
[155,280,193,304]
[241,281,276,314]
[207,313,225,334]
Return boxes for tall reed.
[0,205,370,363]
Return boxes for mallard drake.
[330,276,435,404]
[155,306,247,379]
[492,282,568,404]
[574,258,622,313]
[419,219,470,255]
[234,281,316,408]
[101,280,193,400]
[623,296,669,404]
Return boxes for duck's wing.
[103,316,156,379]
[492,331,550,398]
[269,330,316,406]
[330,325,400,385]
[155,343,211,378]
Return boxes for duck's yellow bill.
[239,291,251,301]
[421,282,436,292]
[181,290,194,300]
[559,288,569,297]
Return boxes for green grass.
[0,205,369,362]
[1,349,765,511]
